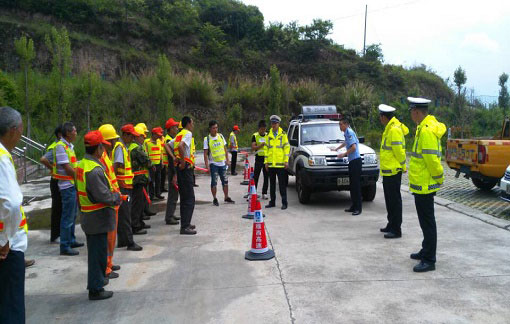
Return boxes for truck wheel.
[296,169,312,204]
[471,178,498,191]
[362,183,377,201]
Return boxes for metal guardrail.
[14,135,47,183]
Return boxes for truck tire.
[471,178,498,191]
[361,183,377,201]
[296,168,312,204]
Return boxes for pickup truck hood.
[303,143,375,156]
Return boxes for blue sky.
[242,0,510,99]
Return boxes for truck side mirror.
[358,136,365,144]
[289,139,298,146]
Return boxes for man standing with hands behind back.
[265,115,290,210]
[332,117,362,216]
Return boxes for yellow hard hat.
[98,124,119,140]
[178,121,182,129]
[135,123,149,134]
[134,125,146,138]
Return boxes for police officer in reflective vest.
[252,120,268,200]
[174,116,197,235]
[77,130,121,300]
[378,104,409,239]
[408,97,446,273]
[265,115,290,210]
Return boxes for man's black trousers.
[231,151,237,174]
[149,163,162,198]
[268,167,287,205]
[86,233,107,293]
[50,177,62,242]
[177,167,195,230]
[131,184,145,231]
[117,187,134,247]
[254,156,268,195]
[414,193,437,264]
[165,166,179,222]
[348,158,362,212]
[0,250,25,324]
[382,172,402,234]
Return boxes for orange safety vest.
[145,138,162,165]
[0,148,28,233]
[112,141,134,187]
[52,140,78,183]
[173,129,195,167]
[161,136,169,166]
[100,151,120,193]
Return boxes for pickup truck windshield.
[301,124,345,145]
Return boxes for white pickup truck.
[287,105,379,204]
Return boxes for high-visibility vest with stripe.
[161,136,169,166]
[100,151,120,193]
[174,129,195,166]
[409,115,446,194]
[380,117,409,176]
[264,128,290,168]
[229,131,238,151]
[253,132,267,157]
[145,139,162,165]
[112,141,134,186]
[52,140,78,183]
[76,158,115,212]
[0,148,28,234]
[46,141,58,179]
[204,134,226,163]
[129,142,149,179]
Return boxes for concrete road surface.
[24,168,510,323]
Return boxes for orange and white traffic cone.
[242,189,256,219]
[240,155,250,185]
[244,167,255,199]
[245,200,274,261]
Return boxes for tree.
[364,44,383,62]
[453,66,467,97]
[45,27,72,122]
[300,19,333,43]
[268,65,282,116]
[14,35,36,137]
[498,72,509,116]
[453,66,468,138]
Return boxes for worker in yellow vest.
[265,115,290,210]
[160,131,169,193]
[135,122,156,218]
[164,118,180,225]
[378,104,409,239]
[251,120,268,200]
[54,122,84,256]
[174,116,196,235]
[204,120,235,206]
[77,130,121,301]
[408,97,446,273]
[229,125,240,175]
[0,106,27,322]
[146,127,164,200]
[40,125,63,243]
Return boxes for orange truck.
[446,118,510,190]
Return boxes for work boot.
[265,202,275,208]
[384,232,401,239]
[380,226,390,233]
[127,243,143,251]
[413,261,435,273]
[173,215,181,220]
[71,242,85,248]
[89,290,114,301]
[189,224,196,230]
[352,210,361,216]
[213,198,219,206]
[133,229,147,235]
[281,203,288,210]
[25,259,35,268]
[60,249,79,256]
[111,265,121,271]
[166,217,179,225]
[410,252,422,260]
[106,271,119,279]
[344,207,354,213]
[180,227,197,235]
[224,197,235,204]
[103,278,109,286]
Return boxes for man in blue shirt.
[332,117,362,215]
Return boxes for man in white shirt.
[203,120,235,206]
[0,106,26,324]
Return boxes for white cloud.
[461,32,500,53]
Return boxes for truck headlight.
[364,153,377,165]
[308,156,327,166]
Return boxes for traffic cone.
[245,200,274,261]
[240,157,250,185]
[242,190,256,219]
[244,167,255,198]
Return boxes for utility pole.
[363,4,367,56]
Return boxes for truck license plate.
[337,177,350,186]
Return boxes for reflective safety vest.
[100,151,120,193]
[229,131,238,151]
[174,129,195,166]
[204,134,226,163]
[52,140,78,183]
[46,141,58,179]
[76,158,115,212]
[145,138,162,165]
[129,142,149,178]
[161,136,169,166]
[265,127,290,168]
[0,148,28,234]
[112,141,134,187]
[253,132,267,157]
[409,114,446,194]
[380,117,409,176]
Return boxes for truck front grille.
[326,154,365,166]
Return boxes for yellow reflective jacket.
[264,127,290,168]
[409,115,446,194]
[380,117,409,176]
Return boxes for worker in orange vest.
[146,127,164,200]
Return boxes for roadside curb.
[400,185,510,232]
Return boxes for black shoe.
[103,278,109,286]
[89,290,113,301]
[145,211,156,216]
[281,204,288,210]
[231,172,238,176]
[380,226,390,233]
[155,195,165,200]
[193,184,199,187]
[117,244,127,248]
[60,249,79,256]
[413,261,435,272]
[344,208,354,213]
[213,198,219,206]
[142,215,151,220]
[410,252,422,260]
[352,210,361,216]
[71,242,84,248]
[225,197,235,204]
[106,271,119,279]
[127,243,143,251]
[180,227,197,235]
[133,229,147,235]
[266,203,275,208]
[143,224,151,229]
[189,224,196,230]
[111,265,121,271]
[165,217,179,225]
[173,215,181,220]
[384,232,402,239]
[25,259,35,268]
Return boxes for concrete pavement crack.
[266,227,296,324]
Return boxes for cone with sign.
[240,157,250,185]
[242,188,256,219]
[245,200,274,261]
[244,167,256,199]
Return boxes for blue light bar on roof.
[300,113,343,120]
[302,105,337,114]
